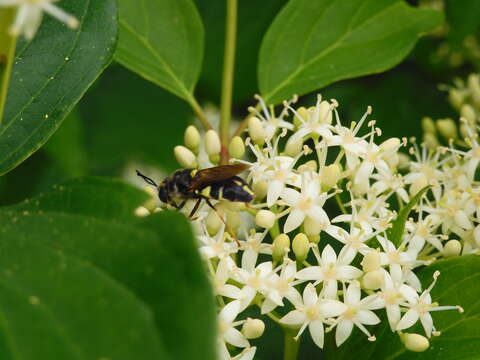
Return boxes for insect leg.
[176,200,187,210]
[205,199,240,246]
[188,198,203,219]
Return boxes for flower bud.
[272,234,290,261]
[221,201,245,212]
[227,210,241,231]
[252,180,268,200]
[397,152,410,171]
[318,101,333,124]
[184,125,200,152]
[134,206,150,217]
[293,106,309,128]
[284,136,303,156]
[321,164,342,190]
[308,235,320,244]
[229,136,245,158]
[423,133,439,149]
[436,118,458,139]
[380,137,400,152]
[461,104,476,124]
[443,239,461,257]
[304,216,323,236]
[448,88,465,110]
[362,269,383,290]
[421,117,436,134]
[242,318,265,339]
[255,210,276,229]
[292,233,309,262]
[361,251,381,272]
[467,73,480,107]
[248,117,265,145]
[205,130,221,156]
[401,333,429,352]
[298,160,317,173]
[206,210,222,235]
[409,175,428,197]
[174,145,198,168]
[209,153,220,164]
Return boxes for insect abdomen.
[209,176,254,202]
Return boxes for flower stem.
[187,95,212,131]
[0,9,17,125]
[283,328,300,360]
[219,0,237,164]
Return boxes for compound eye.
[158,186,169,203]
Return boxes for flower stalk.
[283,328,300,360]
[219,0,238,164]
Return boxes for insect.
[136,163,254,219]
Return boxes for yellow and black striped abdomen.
[201,176,253,202]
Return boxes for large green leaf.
[0,178,217,360]
[116,0,204,103]
[326,255,480,360]
[0,0,118,176]
[258,0,443,104]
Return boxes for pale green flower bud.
[361,251,381,272]
[205,130,221,156]
[248,117,265,145]
[362,269,383,290]
[321,164,342,190]
[401,333,429,352]
[272,234,290,261]
[209,154,220,164]
[397,152,411,171]
[293,106,309,128]
[292,233,309,262]
[252,180,268,200]
[134,206,150,217]
[410,175,428,197]
[460,104,476,123]
[227,210,241,231]
[298,160,317,173]
[448,88,465,110]
[423,132,439,149]
[255,210,276,229]
[242,318,265,339]
[284,135,303,156]
[206,210,222,235]
[444,239,461,257]
[467,73,480,107]
[380,137,400,152]
[229,136,245,158]
[174,145,198,168]
[184,125,200,152]
[220,201,245,212]
[436,118,458,139]
[304,216,322,236]
[308,235,320,244]
[421,117,436,134]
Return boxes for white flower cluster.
[136,93,469,359]
[0,0,78,39]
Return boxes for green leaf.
[7,176,149,220]
[326,255,480,360]
[0,0,118,176]
[0,178,216,360]
[387,186,430,246]
[116,0,204,103]
[258,0,443,104]
[445,0,480,47]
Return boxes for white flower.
[217,300,250,359]
[333,281,382,346]
[239,229,272,271]
[280,175,331,233]
[0,0,78,39]
[296,245,362,299]
[251,95,294,141]
[212,258,243,300]
[396,271,462,337]
[198,225,238,260]
[280,283,346,348]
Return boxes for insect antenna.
[136,170,158,187]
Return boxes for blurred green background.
[0,0,477,207]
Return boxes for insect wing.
[188,164,250,191]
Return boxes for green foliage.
[0,0,118,176]
[258,0,443,104]
[445,0,480,48]
[325,255,480,360]
[0,178,217,360]
[116,0,204,103]
[387,186,431,246]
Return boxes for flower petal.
[225,327,249,348]
[336,319,354,346]
[284,209,306,233]
[396,309,419,331]
[280,310,306,326]
[309,320,325,348]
